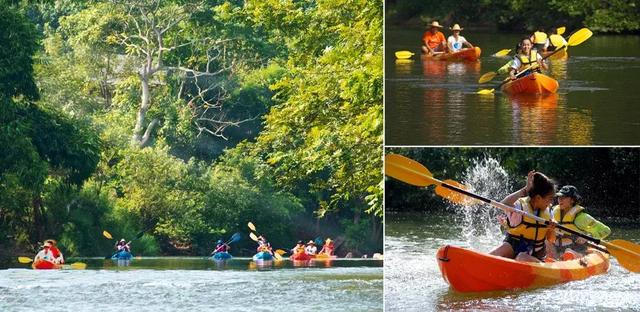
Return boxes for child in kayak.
[304,240,317,256]
[489,172,557,263]
[319,238,335,256]
[34,239,65,265]
[115,239,131,252]
[421,21,446,55]
[509,37,547,80]
[291,240,305,255]
[446,24,474,53]
[257,236,274,255]
[212,239,230,255]
[550,185,611,260]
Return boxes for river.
[0,258,382,311]
[385,27,640,145]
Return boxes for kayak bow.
[501,72,559,95]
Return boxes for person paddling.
[509,37,547,80]
[319,238,335,256]
[421,21,447,55]
[489,172,557,263]
[304,240,317,256]
[212,239,230,255]
[257,235,274,255]
[115,238,131,253]
[550,185,611,260]
[447,24,474,53]
[531,26,549,53]
[34,239,65,265]
[291,240,305,255]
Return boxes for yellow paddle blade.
[556,26,566,35]
[435,180,480,206]
[493,49,511,57]
[18,256,33,264]
[549,35,566,48]
[103,230,113,240]
[273,252,283,261]
[69,262,87,270]
[247,222,256,232]
[567,28,592,46]
[478,72,497,84]
[275,249,287,255]
[476,88,495,95]
[395,50,414,59]
[249,232,258,242]
[603,239,640,273]
[385,154,436,187]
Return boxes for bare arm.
[501,171,535,206]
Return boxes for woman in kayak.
[212,239,230,255]
[489,172,556,262]
[115,239,131,252]
[319,238,335,256]
[509,37,547,80]
[34,239,65,265]
[291,240,305,255]
[550,185,611,260]
[446,24,474,53]
[421,21,447,55]
[257,235,274,255]
[304,240,317,256]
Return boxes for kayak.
[111,250,133,260]
[543,48,568,60]
[32,260,61,270]
[425,47,481,62]
[212,252,232,261]
[290,252,311,261]
[501,72,558,95]
[437,245,610,293]
[253,251,273,261]
[313,253,337,260]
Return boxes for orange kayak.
[501,72,559,95]
[424,47,481,62]
[437,245,610,293]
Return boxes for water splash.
[452,157,515,252]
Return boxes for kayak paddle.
[385,153,640,273]
[395,51,415,59]
[211,232,242,255]
[477,27,592,89]
[105,224,155,259]
[247,222,282,260]
[103,231,113,240]
[18,257,87,269]
[492,49,511,57]
[556,26,566,35]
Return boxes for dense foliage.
[1,0,382,263]
[386,148,640,222]
[386,0,640,33]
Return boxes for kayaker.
[291,240,305,255]
[304,240,317,255]
[115,238,131,252]
[319,238,335,256]
[257,235,274,255]
[446,24,474,53]
[34,239,65,265]
[550,185,611,260]
[421,21,447,55]
[489,172,557,262]
[509,37,547,80]
[212,239,230,255]
[530,26,549,52]
[547,27,568,52]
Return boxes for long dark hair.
[528,172,556,198]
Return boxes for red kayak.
[501,72,559,95]
[424,47,481,62]
[437,245,609,292]
[290,252,311,261]
[32,260,61,270]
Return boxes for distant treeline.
[385,148,640,222]
[386,0,640,33]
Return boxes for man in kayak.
[34,239,65,265]
[319,238,335,256]
[304,240,317,256]
[446,24,474,53]
[421,21,446,55]
[291,240,305,255]
[509,37,547,80]
[489,172,557,262]
[550,185,611,260]
[211,239,230,255]
[115,238,131,252]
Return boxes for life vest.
[216,244,228,252]
[293,246,305,254]
[533,31,548,44]
[552,204,585,248]
[516,51,539,71]
[506,197,551,250]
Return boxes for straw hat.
[450,24,463,31]
[428,21,443,28]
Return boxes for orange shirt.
[422,31,446,49]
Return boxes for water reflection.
[504,94,559,145]
[394,59,414,76]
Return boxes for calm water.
[0,258,382,311]
[385,212,640,311]
[385,28,640,145]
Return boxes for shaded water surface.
[0,258,382,311]
[385,212,640,311]
[385,28,640,145]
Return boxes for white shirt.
[447,35,467,52]
[34,249,64,264]
[305,245,317,255]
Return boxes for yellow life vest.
[517,52,539,71]
[507,197,551,247]
[552,204,585,247]
[533,31,548,44]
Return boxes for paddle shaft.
[492,42,570,89]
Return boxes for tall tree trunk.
[131,73,158,147]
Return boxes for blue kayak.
[252,251,273,261]
[112,250,133,260]
[212,252,232,261]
